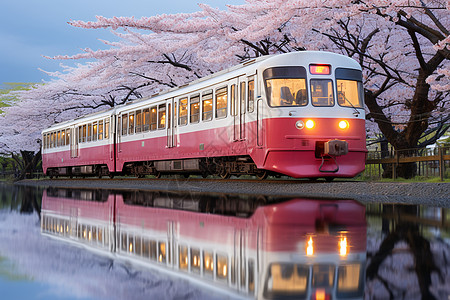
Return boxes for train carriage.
[42,51,367,179]
[41,189,367,299]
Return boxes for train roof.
[42,51,360,133]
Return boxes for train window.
[87,123,92,142]
[105,119,110,139]
[337,80,364,108]
[248,259,255,293]
[337,264,364,298]
[312,264,335,288]
[136,110,142,133]
[82,125,87,142]
[179,245,188,270]
[240,81,246,114]
[191,248,201,274]
[216,253,228,282]
[230,84,237,116]
[150,107,157,131]
[248,78,255,112]
[122,114,128,135]
[143,108,150,132]
[190,95,200,124]
[264,264,309,298]
[231,257,236,284]
[311,79,334,107]
[129,236,135,254]
[57,131,61,147]
[203,250,214,277]
[98,228,103,243]
[93,122,98,141]
[98,120,103,140]
[263,67,307,107]
[121,232,128,252]
[215,87,227,119]
[202,91,213,121]
[135,236,142,256]
[158,105,166,129]
[66,129,70,145]
[78,127,81,143]
[179,98,188,126]
[158,241,166,263]
[128,112,135,134]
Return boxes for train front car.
[252,51,367,179]
[258,199,367,300]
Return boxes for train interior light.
[306,236,314,256]
[339,237,348,256]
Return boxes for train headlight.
[305,120,315,129]
[295,120,305,130]
[338,120,349,130]
[339,237,348,256]
[306,236,314,256]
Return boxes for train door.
[166,98,177,148]
[231,76,247,142]
[70,125,78,158]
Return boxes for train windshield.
[264,262,364,299]
[263,66,308,107]
[336,68,364,109]
[264,263,309,298]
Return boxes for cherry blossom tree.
[2,0,449,178]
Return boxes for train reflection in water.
[41,188,366,300]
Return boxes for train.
[41,188,367,299]
[41,51,367,180]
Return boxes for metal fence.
[364,146,450,180]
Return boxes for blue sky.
[0,0,243,87]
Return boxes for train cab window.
[143,108,150,132]
[190,95,200,124]
[248,77,255,112]
[312,264,335,288]
[121,114,128,135]
[179,98,188,126]
[263,67,307,107]
[158,105,166,129]
[150,107,157,131]
[336,68,364,109]
[98,120,104,140]
[136,110,142,133]
[337,264,364,298]
[215,87,227,119]
[179,245,188,270]
[311,79,334,106]
[203,250,214,277]
[202,91,213,121]
[216,254,228,282]
[128,112,135,134]
[337,80,364,108]
[93,122,98,141]
[191,248,201,274]
[158,241,166,263]
[105,119,110,139]
[65,129,70,145]
[264,263,309,298]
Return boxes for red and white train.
[41,188,367,299]
[41,51,367,180]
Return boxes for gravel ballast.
[16,178,450,207]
